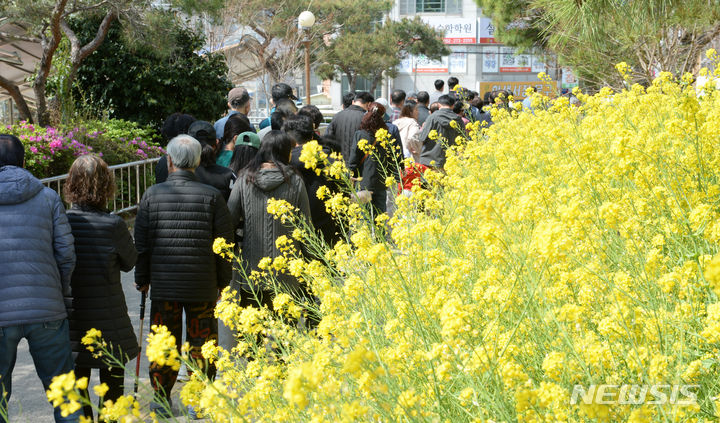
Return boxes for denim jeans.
[0,318,79,423]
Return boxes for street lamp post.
[298,10,315,105]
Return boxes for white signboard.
[449,53,467,74]
[414,55,449,73]
[562,67,579,89]
[482,46,499,73]
[531,55,546,73]
[478,17,498,44]
[399,56,413,73]
[422,17,477,44]
[500,47,532,73]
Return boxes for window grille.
[416,0,445,13]
[399,0,462,14]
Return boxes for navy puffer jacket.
[0,166,75,327]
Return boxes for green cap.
[236,131,260,149]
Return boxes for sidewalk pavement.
[5,270,199,423]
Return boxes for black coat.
[66,206,138,367]
[134,170,234,302]
[324,105,366,162]
[290,142,343,245]
[195,164,236,202]
[348,129,403,192]
[416,105,430,126]
[155,156,168,184]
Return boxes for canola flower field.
[52,63,720,422]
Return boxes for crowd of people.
[0,77,496,422]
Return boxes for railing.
[41,157,160,215]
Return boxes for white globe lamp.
[299,11,315,29]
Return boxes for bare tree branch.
[63,0,110,17]
[0,74,33,123]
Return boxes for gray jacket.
[0,166,75,327]
[418,108,463,169]
[227,166,310,295]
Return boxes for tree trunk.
[0,75,33,123]
[370,73,382,93]
[347,72,356,92]
[33,72,51,126]
[34,0,69,126]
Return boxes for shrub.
[3,119,163,179]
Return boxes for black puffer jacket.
[134,170,234,302]
[196,164,236,202]
[67,206,138,367]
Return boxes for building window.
[399,0,461,15]
[416,0,444,12]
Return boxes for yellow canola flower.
[146,325,181,371]
[266,198,296,223]
[357,138,372,153]
[93,383,109,398]
[174,72,720,423]
[99,395,140,421]
[81,328,101,346]
[212,237,235,260]
[299,140,327,172]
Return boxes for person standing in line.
[393,102,422,163]
[258,83,299,130]
[134,135,233,417]
[429,79,445,105]
[298,104,325,138]
[63,154,138,422]
[418,95,464,170]
[325,91,374,162]
[416,91,431,126]
[214,87,255,140]
[348,103,402,214]
[189,121,236,202]
[285,114,343,247]
[341,92,355,110]
[223,131,311,351]
[217,113,255,168]
[257,98,298,142]
[155,113,196,184]
[0,134,78,423]
[447,76,460,94]
[389,89,406,122]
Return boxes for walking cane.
[134,291,147,395]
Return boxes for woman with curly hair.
[63,154,138,421]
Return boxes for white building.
[390,0,552,94]
[327,0,569,109]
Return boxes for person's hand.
[353,190,373,204]
[136,284,149,293]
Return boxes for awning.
[0,19,41,108]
